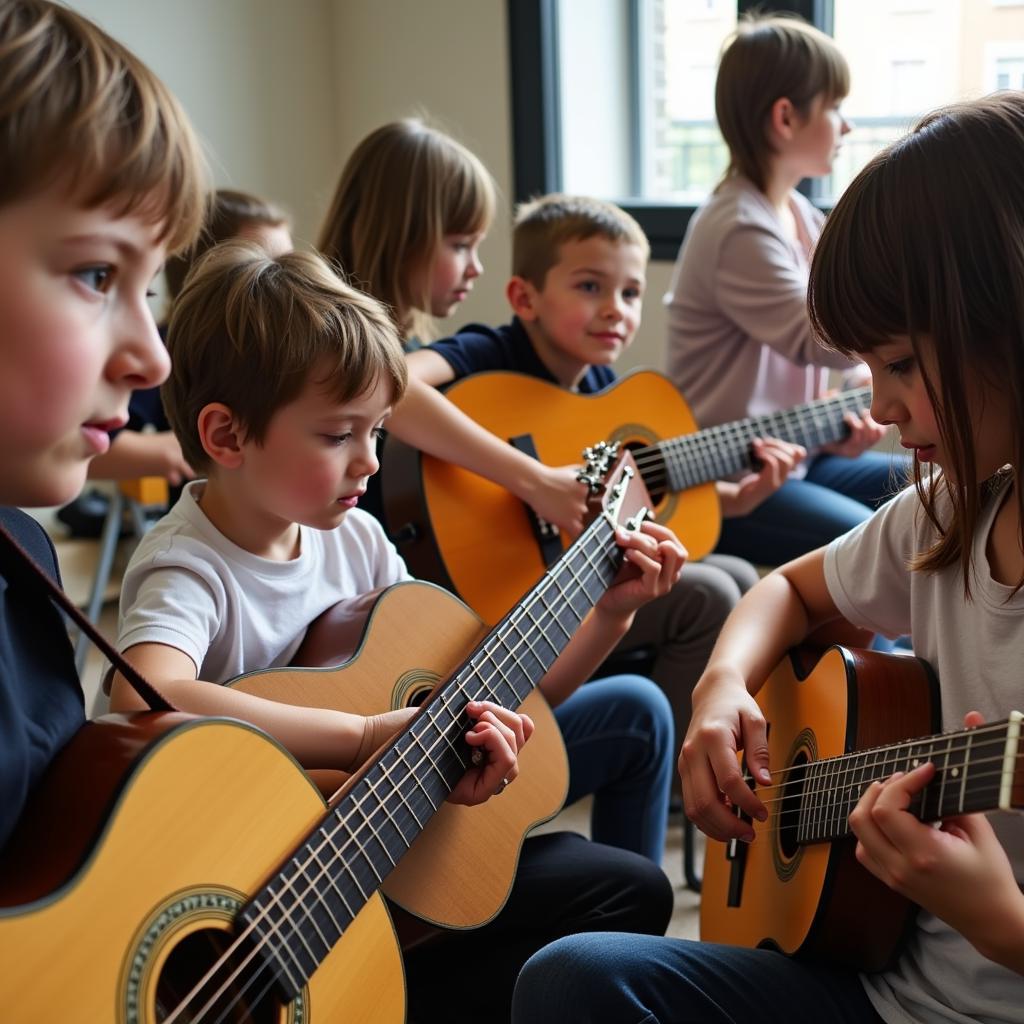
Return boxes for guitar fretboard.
[236,502,630,1000]
[794,715,1023,845]
[643,387,873,494]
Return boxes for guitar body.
[383,370,719,625]
[700,646,940,971]
[0,714,405,1022]
[230,580,569,929]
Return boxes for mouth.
[901,441,936,460]
[336,490,366,510]
[84,415,129,433]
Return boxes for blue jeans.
[716,450,908,565]
[512,934,885,1024]
[554,674,674,864]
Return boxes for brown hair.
[0,0,206,253]
[317,118,496,339]
[164,242,408,471]
[809,92,1024,594]
[164,188,290,300]
[715,11,849,192]
[512,193,649,289]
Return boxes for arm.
[110,642,529,806]
[388,373,589,537]
[680,548,844,840]
[850,713,1024,975]
[539,522,686,707]
[86,430,195,485]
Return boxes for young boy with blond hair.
[112,241,682,1022]
[401,192,804,752]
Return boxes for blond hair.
[716,12,849,192]
[512,193,649,289]
[317,118,496,339]
[164,243,408,471]
[0,0,206,253]
[809,93,1024,595]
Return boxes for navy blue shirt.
[0,509,85,852]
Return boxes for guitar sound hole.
[154,928,281,1023]
[778,752,809,860]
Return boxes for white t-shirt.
[825,476,1024,1024]
[117,481,411,682]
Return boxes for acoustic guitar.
[0,448,650,1021]
[382,369,873,625]
[699,645,1024,971]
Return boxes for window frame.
[507,0,831,259]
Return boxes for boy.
[0,0,207,853]
[397,193,805,750]
[111,242,681,1022]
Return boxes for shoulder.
[428,321,520,379]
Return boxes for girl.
[665,12,903,566]
[317,119,679,1024]
[513,92,1024,1024]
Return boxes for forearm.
[87,431,167,479]
[538,607,633,707]
[971,888,1024,975]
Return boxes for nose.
[869,381,903,427]
[353,436,381,478]
[466,249,483,280]
[601,293,625,321]
[108,303,170,391]
[841,114,853,135]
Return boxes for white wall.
[68,0,673,371]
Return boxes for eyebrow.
[61,233,146,261]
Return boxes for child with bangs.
[0,0,207,854]
[514,92,1024,1024]
[666,11,904,566]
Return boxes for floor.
[42,497,702,941]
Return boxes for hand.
[151,432,195,486]
[679,667,771,842]
[519,462,590,539]
[849,712,1022,956]
[719,437,805,518]
[449,700,534,806]
[595,520,687,623]
[821,408,888,458]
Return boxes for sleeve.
[427,324,512,382]
[117,561,225,675]
[715,223,855,371]
[823,486,919,639]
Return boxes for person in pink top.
[665,12,906,567]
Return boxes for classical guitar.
[382,368,873,625]
[0,447,649,1021]
[699,645,1024,971]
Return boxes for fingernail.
[740,831,756,844]
[755,810,767,822]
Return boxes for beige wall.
[68,0,672,371]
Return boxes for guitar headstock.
[577,443,653,535]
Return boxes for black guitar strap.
[0,520,177,712]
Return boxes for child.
[320,121,685,858]
[56,187,294,536]
[513,93,1024,1024]
[111,242,681,1023]
[400,192,804,760]
[665,12,903,566]
[0,0,206,853]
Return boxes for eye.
[886,357,915,377]
[623,286,643,301]
[74,265,115,293]
[373,427,387,441]
[323,432,351,446]
[576,280,600,294]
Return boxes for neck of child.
[520,319,591,391]
[761,160,804,219]
[196,476,302,562]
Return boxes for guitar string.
[164,512,624,1023]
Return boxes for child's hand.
[718,437,805,517]
[849,712,1024,968]
[595,521,686,624]
[821,408,888,458]
[450,700,534,806]
[521,462,590,538]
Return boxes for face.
[786,93,852,178]
[232,368,392,534]
[0,186,170,507]
[516,236,646,380]
[425,231,485,318]
[237,221,294,258]
[863,337,1011,483]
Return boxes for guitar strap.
[0,520,177,712]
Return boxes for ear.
[507,275,540,322]
[769,96,798,143]
[197,403,245,469]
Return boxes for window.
[508,0,1024,256]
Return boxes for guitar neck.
[236,511,627,1000]
[796,714,1024,846]
[654,387,873,493]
